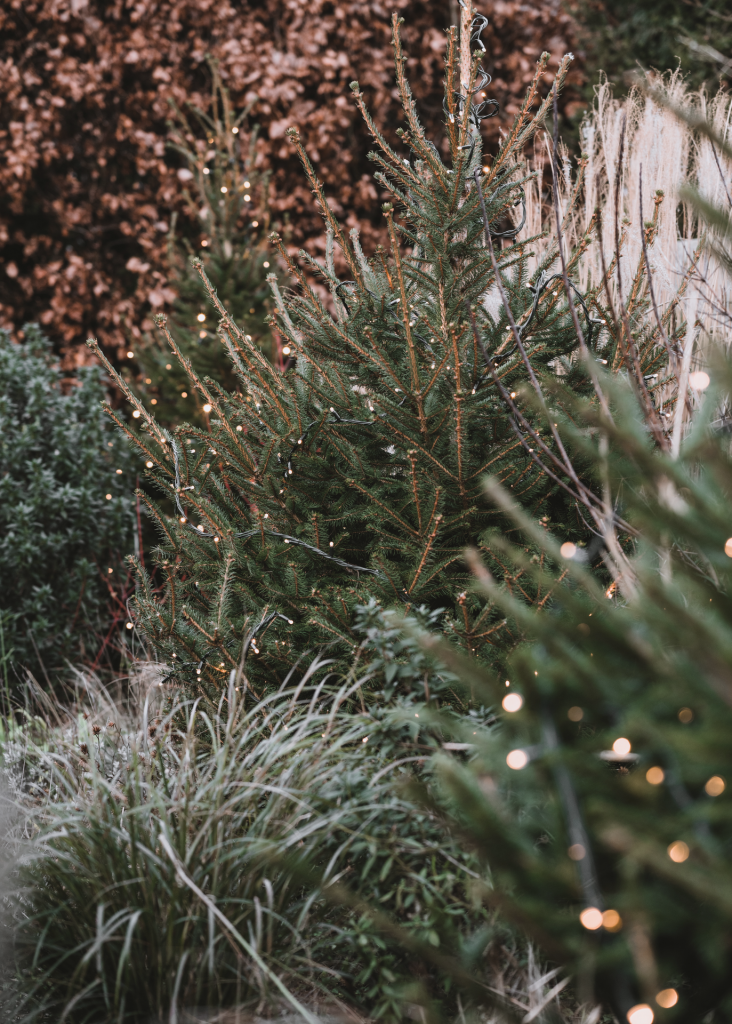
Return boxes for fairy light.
[612,737,631,756]
[646,766,665,785]
[127,350,134,359]
[197,313,206,322]
[105,493,112,500]
[689,370,710,391]
[203,403,212,413]
[231,126,239,134]
[220,186,228,194]
[579,907,603,930]
[203,168,210,175]
[125,621,133,630]
[602,909,622,931]
[108,567,113,574]
[560,541,576,558]
[705,775,725,796]
[502,693,523,712]
[132,410,141,419]
[282,346,291,355]
[667,840,689,863]
[627,1005,654,1024]
[568,844,585,860]
[263,261,270,268]
[116,468,123,475]
[568,706,583,722]
[244,181,251,188]
[506,749,528,770]
[146,460,153,468]
[655,990,678,1009]
[244,194,251,202]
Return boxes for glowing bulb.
[244,194,251,201]
[560,542,576,558]
[203,403,212,413]
[116,468,123,475]
[579,907,603,930]
[232,126,239,134]
[627,1005,654,1024]
[236,425,243,431]
[146,460,153,468]
[108,567,113,574]
[282,346,291,355]
[220,186,228,193]
[678,707,693,723]
[568,844,585,860]
[329,541,334,547]
[127,350,134,358]
[667,840,689,863]
[263,261,270,268]
[105,493,112,500]
[568,706,583,722]
[689,370,710,391]
[705,775,725,796]
[125,622,133,630]
[244,181,251,188]
[612,737,631,756]
[166,363,172,369]
[506,749,528,770]
[602,909,622,931]
[197,313,206,322]
[502,693,523,712]
[655,990,678,1009]
[646,766,665,785]
[132,410,141,419]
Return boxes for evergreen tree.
[134,62,279,429]
[0,326,135,686]
[89,12,685,702]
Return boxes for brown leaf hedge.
[0,0,583,369]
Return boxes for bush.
[0,326,135,684]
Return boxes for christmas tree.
[0,326,135,688]
[89,10,688,703]
[133,61,279,429]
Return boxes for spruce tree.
[90,12,679,701]
[134,62,278,429]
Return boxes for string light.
[197,313,206,322]
[244,181,251,188]
[667,840,689,863]
[105,493,112,500]
[231,126,239,134]
[579,907,603,930]
[689,370,710,391]
[282,346,291,355]
[506,749,528,770]
[560,541,576,558]
[612,737,631,756]
[655,990,678,1009]
[568,844,585,860]
[678,707,693,723]
[705,775,725,796]
[107,567,113,574]
[568,706,583,722]
[203,403,212,413]
[125,621,133,630]
[127,351,134,359]
[502,693,523,712]
[263,261,270,268]
[220,186,228,193]
[646,766,665,785]
[602,909,622,931]
[627,1005,654,1024]
[146,460,153,468]
[115,468,123,475]
[132,410,141,419]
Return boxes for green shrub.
[0,326,135,684]
[6,614,493,1024]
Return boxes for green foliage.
[572,0,732,93]
[6,618,493,1024]
[88,18,667,701]
[135,62,279,429]
[403,362,732,1020]
[0,326,134,684]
